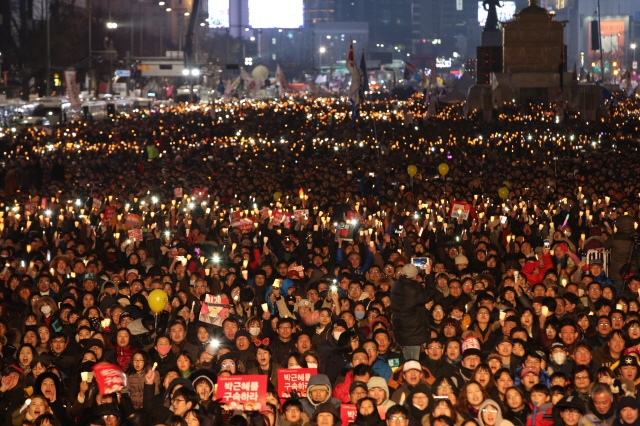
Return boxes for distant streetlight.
[632,43,637,62]
[319,46,326,71]
[106,22,118,29]
[319,47,326,54]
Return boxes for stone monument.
[468,0,604,120]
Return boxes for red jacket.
[332,371,354,403]
[526,401,553,426]
[521,254,553,286]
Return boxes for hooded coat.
[405,382,433,426]
[368,376,396,413]
[300,374,342,418]
[477,399,516,426]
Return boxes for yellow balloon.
[438,163,449,176]
[503,180,512,189]
[148,289,168,314]
[498,187,510,199]
[273,191,282,202]
[407,165,417,177]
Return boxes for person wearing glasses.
[477,400,514,426]
[385,406,410,426]
[281,399,310,426]
[170,387,199,418]
[554,395,585,426]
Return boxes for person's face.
[33,362,47,377]
[496,373,513,394]
[368,387,386,405]
[236,336,250,351]
[285,405,302,422]
[117,331,129,347]
[621,407,640,424]
[560,409,582,426]
[573,371,591,390]
[177,355,191,372]
[588,284,602,300]
[506,390,524,410]
[307,290,319,303]
[316,412,335,426]
[447,343,460,361]
[41,378,56,400]
[295,335,311,353]
[132,354,145,372]
[629,323,640,339]
[19,347,33,366]
[462,355,480,370]
[466,384,484,407]
[311,387,329,402]
[359,399,375,415]
[609,334,626,354]
[278,322,293,339]
[163,371,180,389]
[172,394,192,416]
[449,282,462,297]
[170,324,186,343]
[592,392,613,415]
[475,368,491,387]
[427,341,443,360]
[256,348,271,367]
[530,392,549,407]
[574,348,592,365]
[404,369,421,386]
[481,404,499,426]
[621,365,638,381]
[363,343,378,364]
[24,331,37,346]
[348,284,362,299]
[412,392,429,410]
[433,402,452,417]
[611,313,625,329]
[196,381,211,401]
[51,337,67,354]
[560,326,578,345]
[185,411,201,426]
[319,310,331,325]
[197,327,210,343]
[27,397,47,419]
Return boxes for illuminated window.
[556,0,565,9]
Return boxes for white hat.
[401,264,419,279]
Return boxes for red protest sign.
[450,201,472,220]
[288,265,305,278]
[229,211,243,227]
[125,213,142,228]
[277,368,317,400]
[103,206,116,223]
[128,229,143,241]
[92,362,126,395]
[237,218,255,234]
[260,208,270,219]
[24,202,37,216]
[41,198,47,210]
[193,187,208,199]
[215,375,267,411]
[340,404,358,426]
[293,209,309,221]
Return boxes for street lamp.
[107,22,118,29]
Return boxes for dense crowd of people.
[1,94,640,426]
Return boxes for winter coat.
[317,337,350,385]
[525,401,554,426]
[352,410,386,426]
[332,370,354,403]
[300,374,341,417]
[368,376,396,414]
[390,275,434,346]
[593,345,620,368]
[604,216,638,282]
[126,369,160,409]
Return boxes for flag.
[491,72,499,91]
[276,64,289,95]
[420,69,428,88]
[404,62,416,81]
[359,51,369,94]
[64,71,82,107]
[241,69,264,95]
[345,41,362,127]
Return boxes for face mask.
[249,327,261,336]
[157,344,171,356]
[332,331,343,341]
[552,352,567,365]
[307,362,318,369]
[355,311,365,320]
[41,305,52,315]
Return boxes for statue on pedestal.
[483,0,504,32]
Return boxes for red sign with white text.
[215,375,267,411]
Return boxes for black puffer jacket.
[390,274,435,347]
[604,216,639,281]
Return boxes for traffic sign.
[115,70,131,77]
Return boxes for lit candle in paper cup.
[81,372,89,382]
[261,303,268,312]
[541,306,549,317]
